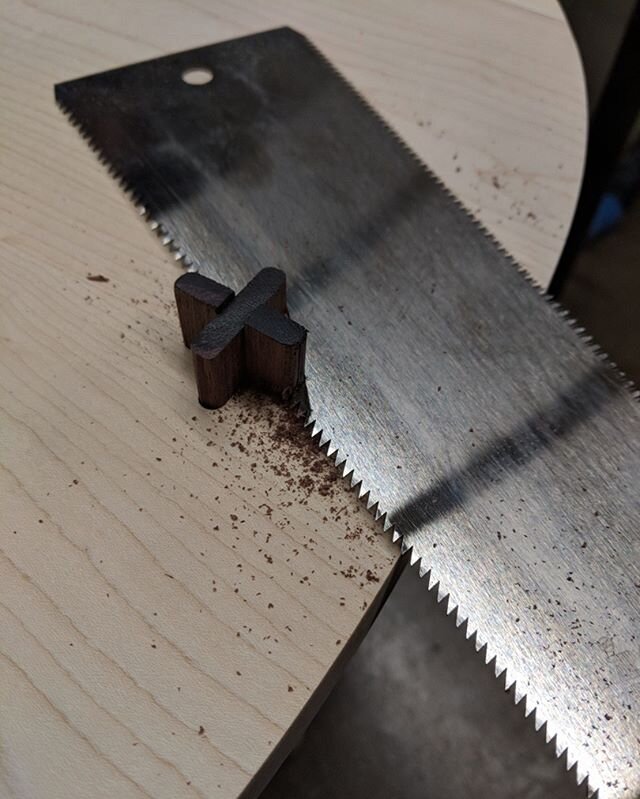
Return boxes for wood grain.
[0,1,586,797]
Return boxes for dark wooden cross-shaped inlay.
[174,268,307,409]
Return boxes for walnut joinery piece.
[175,268,307,408]
[192,329,245,410]
[174,272,234,347]
[245,305,307,395]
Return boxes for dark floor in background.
[262,566,585,799]
[560,196,640,383]
[261,207,638,798]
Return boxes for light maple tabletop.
[0,2,586,798]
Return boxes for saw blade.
[55,28,640,797]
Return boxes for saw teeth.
[336,474,603,799]
[524,697,537,719]
[318,434,332,453]
[333,454,346,473]
[566,751,579,773]
[57,51,640,798]
[504,672,517,692]
[443,594,455,615]
[325,442,338,460]
[513,684,526,706]
[399,537,411,556]
[534,711,546,732]
[575,765,590,791]
[464,623,477,643]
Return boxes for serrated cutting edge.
[55,59,639,409]
[55,28,640,798]
[57,71,607,799]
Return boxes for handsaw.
[55,28,639,797]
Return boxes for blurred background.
[263,3,640,797]
[555,0,639,385]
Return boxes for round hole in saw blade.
[181,67,214,85]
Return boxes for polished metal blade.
[56,28,640,797]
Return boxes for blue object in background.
[587,143,640,241]
[588,192,624,238]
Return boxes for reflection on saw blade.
[55,28,640,797]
